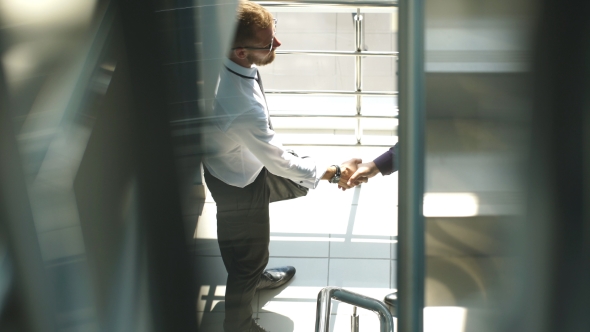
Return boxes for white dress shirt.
[203,58,327,188]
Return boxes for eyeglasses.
[233,18,277,52]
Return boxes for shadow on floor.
[199,299,294,332]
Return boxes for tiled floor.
[194,145,399,332]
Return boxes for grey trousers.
[204,167,270,332]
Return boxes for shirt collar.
[223,58,257,79]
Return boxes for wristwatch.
[329,165,341,184]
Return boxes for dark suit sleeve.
[373,142,399,175]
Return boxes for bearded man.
[202,1,362,331]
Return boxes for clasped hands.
[334,158,381,191]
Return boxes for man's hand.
[346,161,381,187]
[337,158,364,190]
[321,158,364,190]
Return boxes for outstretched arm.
[347,161,380,186]
[344,142,399,188]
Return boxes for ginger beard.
[248,49,276,66]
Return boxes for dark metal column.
[397,0,425,331]
[0,54,57,332]
[517,1,590,332]
[115,0,199,328]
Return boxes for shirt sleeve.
[226,107,326,189]
[373,142,399,176]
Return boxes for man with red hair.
[202,1,362,331]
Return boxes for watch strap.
[333,165,341,176]
[330,165,341,183]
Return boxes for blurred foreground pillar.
[519,1,590,332]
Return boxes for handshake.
[321,158,382,191]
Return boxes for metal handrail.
[315,287,395,332]
[276,50,398,57]
[270,114,398,118]
[258,0,398,9]
[265,89,397,96]
[169,113,398,126]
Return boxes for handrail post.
[315,287,395,332]
[354,8,363,144]
[398,0,426,331]
[351,306,360,332]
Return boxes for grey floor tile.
[329,258,390,288]
[264,257,330,288]
[329,236,392,259]
[257,311,299,332]
[269,236,329,258]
